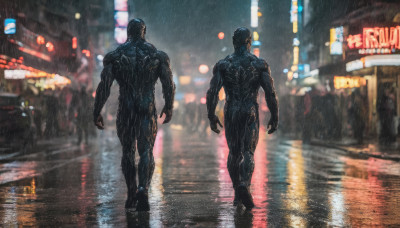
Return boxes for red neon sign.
[347,26,400,50]
[72,37,77,49]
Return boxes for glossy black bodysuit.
[206,29,278,209]
[93,20,175,211]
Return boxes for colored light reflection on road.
[78,156,90,228]
[217,128,270,227]
[342,157,400,226]
[216,132,235,227]
[251,128,269,227]
[149,129,164,227]
[285,143,308,227]
[327,162,346,227]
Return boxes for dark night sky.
[130,0,291,79]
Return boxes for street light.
[75,13,81,20]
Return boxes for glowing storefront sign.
[4,70,28,79]
[1,55,71,89]
[347,26,400,54]
[346,55,400,72]
[334,76,366,89]
[330,27,343,55]
[4,18,16,34]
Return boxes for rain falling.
[0,0,400,227]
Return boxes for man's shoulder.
[103,49,121,66]
[251,56,269,71]
[141,41,157,53]
[156,50,169,60]
[215,55,232,69]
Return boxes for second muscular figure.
[206,27,279,210]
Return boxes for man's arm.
[93,53,116,129]
[158,51,176,124]
[206,61,224,133]
[259,60,279,134]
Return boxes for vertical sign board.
[330,26,343,55]
[114,0,129,44]
[4,18,16,34]
[251,0,258,28]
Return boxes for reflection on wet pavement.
[1,127,400,226]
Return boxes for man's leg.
[136,113,157,211]
[225,111,245,206]
[236,111,259,209]
[117,114,137,208]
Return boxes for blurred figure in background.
[44,93,60,138]
[348,89,367,144]
[378,86,397,144]
[324,82,341,140]
[72,86,91,145]
[303,86,318,143]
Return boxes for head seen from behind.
[233,27,252,52]
[127,18,146,41]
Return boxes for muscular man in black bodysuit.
[93,19,175,211]
[206,27,278,210]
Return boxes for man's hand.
[267,118,278,134]
[94,115,104,130]
[209,115,223,134]
[160,107,172,124]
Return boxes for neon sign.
[334,76,366,89]
[347,26,400,54]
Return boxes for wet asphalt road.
[1,126,400,227]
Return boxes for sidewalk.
[311,137,400,162]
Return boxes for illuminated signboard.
[114,0,128,44]
[330,26,343,55]
[291,0,298,33]
[114,11,129,27]
[4,18,16,34]
[253,48,260,57]
[251,0,258,28]
[4,70,27,79]
[346,55,400,72]
[114,0,128,11]
[334,76,366,89]
[347,26,400,54]
[293,46,299,65]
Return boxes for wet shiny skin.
[1,128,400,227]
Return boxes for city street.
[1,126,400,227]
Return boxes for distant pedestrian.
[378,87,396,144]
[74,86,91,145]
[44,94,60,138]
[349,89,367,144]
[303,86,318,143]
